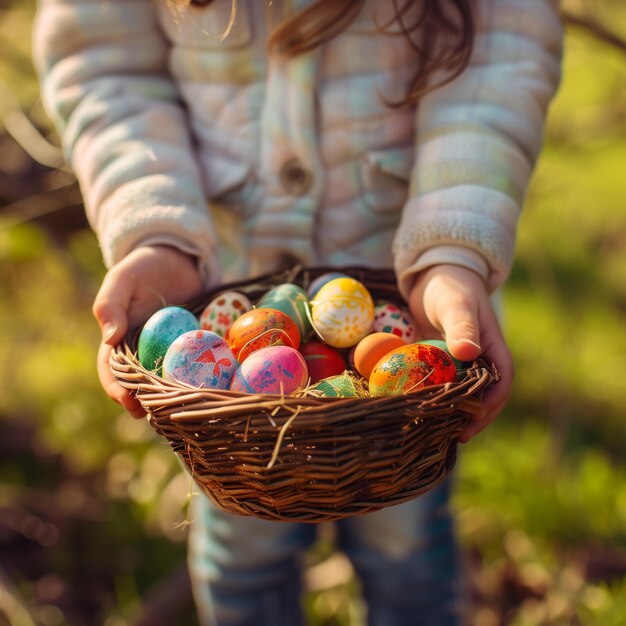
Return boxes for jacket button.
[279,157,313,195]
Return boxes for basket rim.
[110,343,498,423]
[109,264,499,423]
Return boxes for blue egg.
[307,271,349,299]
[257,282,313,341]
[137,306,199,372]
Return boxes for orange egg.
[369,343,457,396]
[227,308,301,362]
[353,332,407,379]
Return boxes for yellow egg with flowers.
[310,277,375,348]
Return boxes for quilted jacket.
[34,0,563,295]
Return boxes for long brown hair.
[173,0,474,107]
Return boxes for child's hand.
[407,264,514,443]
[92,245,204,418]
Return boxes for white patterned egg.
[373,301,417,342]
[199,291,252,339]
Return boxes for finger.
[92,270,134,345]
[458,395,508,443]
[458,328,514,443]
[432,294,482,363]
[459,398,506,442]
[458,416,492,444]
[98,342,146,419]
[478,319,514,418]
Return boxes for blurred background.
[1,1,625,625]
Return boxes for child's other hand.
[407,264,514,443]
[92,245,204,418]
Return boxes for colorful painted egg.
[419,339,472,371]
[353,332,408,379]
[229,346,308,395]
[199,291,252,338]
[227,307,301,362]
[162,330,237,389]
[137,306,199,372]
[257,283,313,341]
[369,343,457,396]
[373,301,417,342]
[310,277,375,348]
[299,341,347,384]
[307,271,349,299]
[311,373,359,397]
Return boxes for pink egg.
[373,301,417,342]
[230,346,308,395]
[199,291,252,338]
[162,330,238,389]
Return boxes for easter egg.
[299,341,346,384]
[162,330,237,389]
[307,271,349,298]
[369,343,457,396]
[199,291,252,338]
[353,332,408,379]
[138,306,200,372]
[311,277,375,348]
[228,307,301,362]
[373,301,417,342]
[419,339,472,371]
[311,373,359,397]
[257,283,313,341]
[230,346,308,395]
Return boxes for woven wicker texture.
[110,266,498,523]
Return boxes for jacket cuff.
[396,245,489,300]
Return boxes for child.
[33,0,563,623]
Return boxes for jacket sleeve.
[393,0,563,297]
[33,0,221,286]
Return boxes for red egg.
[299,341,347,384]
[369,343,457,396]
[227,307,301,362]
[353,332,407,379]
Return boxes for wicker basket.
[110,266,498,523]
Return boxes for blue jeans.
[188,479,462,626]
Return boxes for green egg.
[257,283,314,341]
[137,306,199,373]
[312,373,359,398]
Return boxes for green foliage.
[455,422,626,548]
